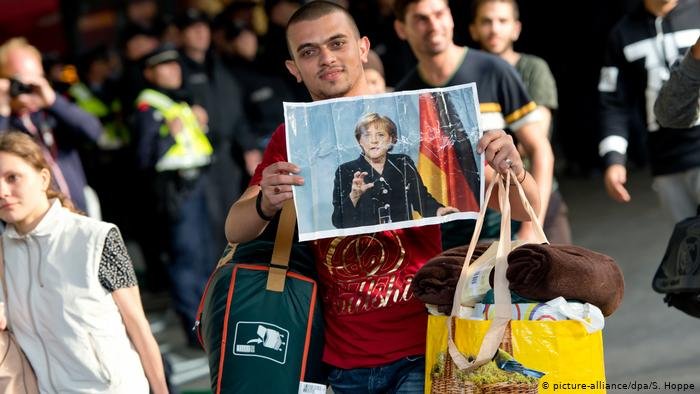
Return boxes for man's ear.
[512,21,522,42]
[359,36,370,65]
[285,59,302,83]
[394,19,407,40]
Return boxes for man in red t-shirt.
[224,2,541,392]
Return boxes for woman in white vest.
[0,131,168,393]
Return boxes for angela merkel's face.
[359,124,392,161]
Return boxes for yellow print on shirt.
[323,233,414,315]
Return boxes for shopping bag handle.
[266,200,297,292]
[449,173,500,318]
[448,172,513,371]
[448,170,547,371]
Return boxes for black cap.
[176,8,210,30]
[142,44,179,68]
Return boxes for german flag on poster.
[418,92,480,213]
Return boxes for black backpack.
[652,210,700,318]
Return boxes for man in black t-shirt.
[392,0,554,246]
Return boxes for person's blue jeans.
[327,355,425,394]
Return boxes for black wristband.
[255,190,275,221]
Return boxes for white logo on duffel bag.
[233,321,289,364]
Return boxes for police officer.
[134,44,215,346]
[70,47,129,149]
[69,46,135,234]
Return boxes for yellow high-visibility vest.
[69,82,130,148]
[136,89,213,172]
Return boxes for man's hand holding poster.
[286,83,483,241]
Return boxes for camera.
[9,78,36,97]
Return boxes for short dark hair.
[285,1,359,57]
[354,113,398,147]
[471,0,520,22]
[393,0,448,22]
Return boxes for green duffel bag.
[196,202,326,394]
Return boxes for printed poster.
[285,83,484,242]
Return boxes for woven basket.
[431,322,537,394]
[479,382,538,394]
[431,354,478,394]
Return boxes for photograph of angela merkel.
[332,113,459,228]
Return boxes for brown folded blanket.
[506,244,624,316]
[414,243,491,313]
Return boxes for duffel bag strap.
[266,200,297,292]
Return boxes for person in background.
[176,7,262,259]
[159,14,181,48]
[124,0,160,30]
[598,0,700,222]
[42,51,76,96]
[364,49,388,94]
[116,24,171,295]
[221,21,297,151]
[225,2,540,392]
[0,37,102,214]
[118,23,160,121]
[69,45,136,251]
[392,0,554,246]
[350,0,418,87]
[469,0,571,243]
[134,45,215,347]
[210,1,260,54]
[654,35,700,129]
[71,46,129,151]
[258,0,308,100]
[0,131,167,393]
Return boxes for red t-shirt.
[250,124,442,369]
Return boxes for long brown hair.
[0,131,78,213]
